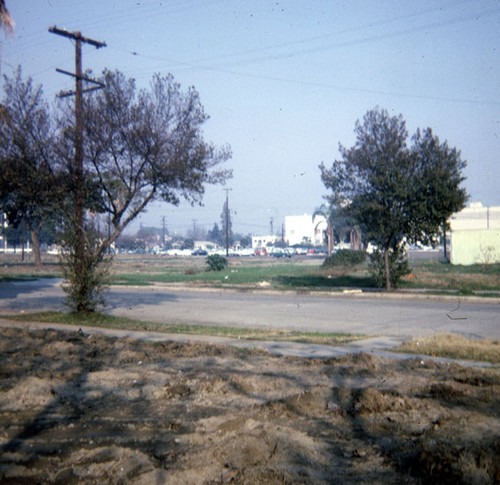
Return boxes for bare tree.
[58,70,231,311]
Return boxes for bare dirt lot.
[0,326,499,484]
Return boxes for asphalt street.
[0,278,498,343]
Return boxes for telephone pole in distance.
[224,188,232,256]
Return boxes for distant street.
[0,278,498,342]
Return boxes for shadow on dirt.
[0,327,499,484]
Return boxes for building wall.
[449,202,500,265]
[285,214,326,246]
[450,229,500,265]
[450,202,500,231]
[252,235,279,249]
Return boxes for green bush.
[60,239,110,314]
[369,247,410,288]
[322,249,366,268]
[206,254,228,272]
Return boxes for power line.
[183,0,478,67]
[102,5,500,107]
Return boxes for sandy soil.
[0,326,499,484]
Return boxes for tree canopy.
[61,69,232,261]
[0,67,62,266]
[1,67,231,312]
[320,107,467,290]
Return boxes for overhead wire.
[3,0,497,106]
[102,3,500,106]
[184,0,477,66]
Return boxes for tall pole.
[224,188,232,256]
[225,192,229,256]
[74,34,84,265]
[49,26,105,272]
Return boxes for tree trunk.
[21,220,25,262]
[30,229,41,267]
[327,223,334,256]
[443,223,448,261]
[384,248,392,291]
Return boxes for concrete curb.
[118,282,500,305]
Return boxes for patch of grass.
[394,333,500,364]
[111,261,379,291]
[276,274,376,289]
[0,274,58,283]
[112,263,314,286]
[3,254,500,294]
[401,262,500,295]
[1,311,365,347]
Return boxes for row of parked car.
[154,247,326,257]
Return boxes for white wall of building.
[449,202,500,231]
[449,202,500,265]
[252,235,279,249]
[285,214,327,246]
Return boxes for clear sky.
[1,0,499,237]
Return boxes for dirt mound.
[0,326,498,484]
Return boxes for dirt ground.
[0,326,499,485]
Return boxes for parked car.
[192,249,208,256]
[271,248,292,258]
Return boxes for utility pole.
[162,216,166,247]
[192,219,197,239]
[224,188,232,256]
[49,26,106,269]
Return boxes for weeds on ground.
[0,311,363,347]
[395,333,500,364]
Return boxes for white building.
[252,235,279,249]
[285,214,327,247]
[449,202,500,265]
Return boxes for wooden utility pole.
[224,188,232,256]
[49,26,105,266]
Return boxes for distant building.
[449,202,500,265]
[285,214,327,247]
[194,240,220,251]
[252,235,279,249]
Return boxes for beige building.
[449,202,500,265]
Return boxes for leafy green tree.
[238,234,252,248]
[0,68,62,266]
[320,108,467,290]
[207,223,222,244]
[410,128,467,259]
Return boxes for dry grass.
[1,311,364,347]
[405,262,500,294]
[395,333,500,364]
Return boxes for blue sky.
[1,0,499,236]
